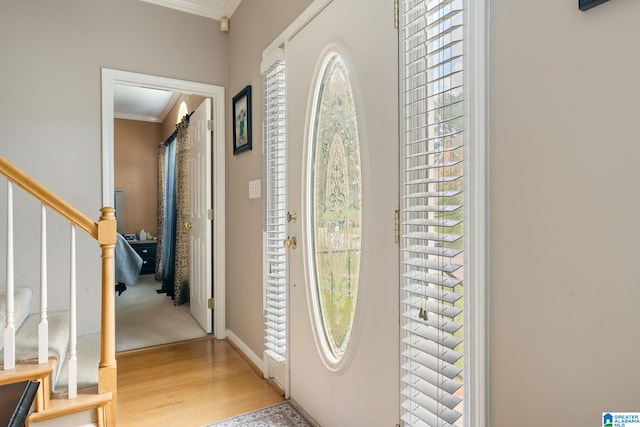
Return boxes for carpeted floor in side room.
[115,275,208,352]
[204,402,316,427]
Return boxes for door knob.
[184,222,192,229]
[283,236,297,249]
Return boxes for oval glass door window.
[308,51,362,367]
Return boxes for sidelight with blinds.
[263,55,288,364]
[400,0,466,426]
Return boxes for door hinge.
[208,298,215,309]
[394,0,399,29]
[207,120,213,131]
[394,210,400,244]
[208,209,214,220]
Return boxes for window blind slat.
[402,333,462,365]
[402,283,462,305]
[403,190,461,199]
[402,318,462,347]
[403,218,462,228]
[400,388,461,426]
[404,232,462,243]
[400,412,432,427]
[403,204,462,213]
[402,298,462,319]
[405,176,461,186]
[403,245,462,259]
[402,271,462,288]
[402,259,461,275]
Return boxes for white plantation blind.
[400,0,465,426]
[263,57,287,364]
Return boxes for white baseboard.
[225,329,265,376]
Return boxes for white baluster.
[39,204,49,364]
[68,225,77,398]
[4,182,15,370]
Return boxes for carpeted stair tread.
[1,312,100,393]
[0,311,70,390]
[0,287,33,351]
[55,333,100,392]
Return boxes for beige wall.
[489,0,640,425]
[114,119,162,236]
[0,0,228,334]
[161,94,207,139]
[226,0,313,356]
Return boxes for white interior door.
[189,98,212,333]
[287,1,399,425]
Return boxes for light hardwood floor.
[116,337,284,427]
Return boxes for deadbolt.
[287,212,297,223]
[283,236,297,249]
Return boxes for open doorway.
[101,69,226,350]
[113,93,203,351]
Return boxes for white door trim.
[101,68,226,339]
[261,0,333,66]
[465,0,489,424]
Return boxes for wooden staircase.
[0,358,55,413]
[0,156,117,426]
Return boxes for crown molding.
[139,0,241,20]
[114,112,163,123]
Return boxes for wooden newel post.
[97,207,117,427]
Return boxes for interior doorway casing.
[101,68,226,339]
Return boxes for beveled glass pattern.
[310,53,362,360]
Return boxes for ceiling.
[114,85,181,123]
[113,0,241,123]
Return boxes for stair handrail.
[0,156,97,238]
[0,155,117,426]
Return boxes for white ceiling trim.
[114,112,162,123]
[139,0,241,20]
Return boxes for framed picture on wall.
[232,85,252,155]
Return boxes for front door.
[189,98,212,333]
[287,0,399,425]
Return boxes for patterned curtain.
[173,117,191,305]
[155,144,166,281]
